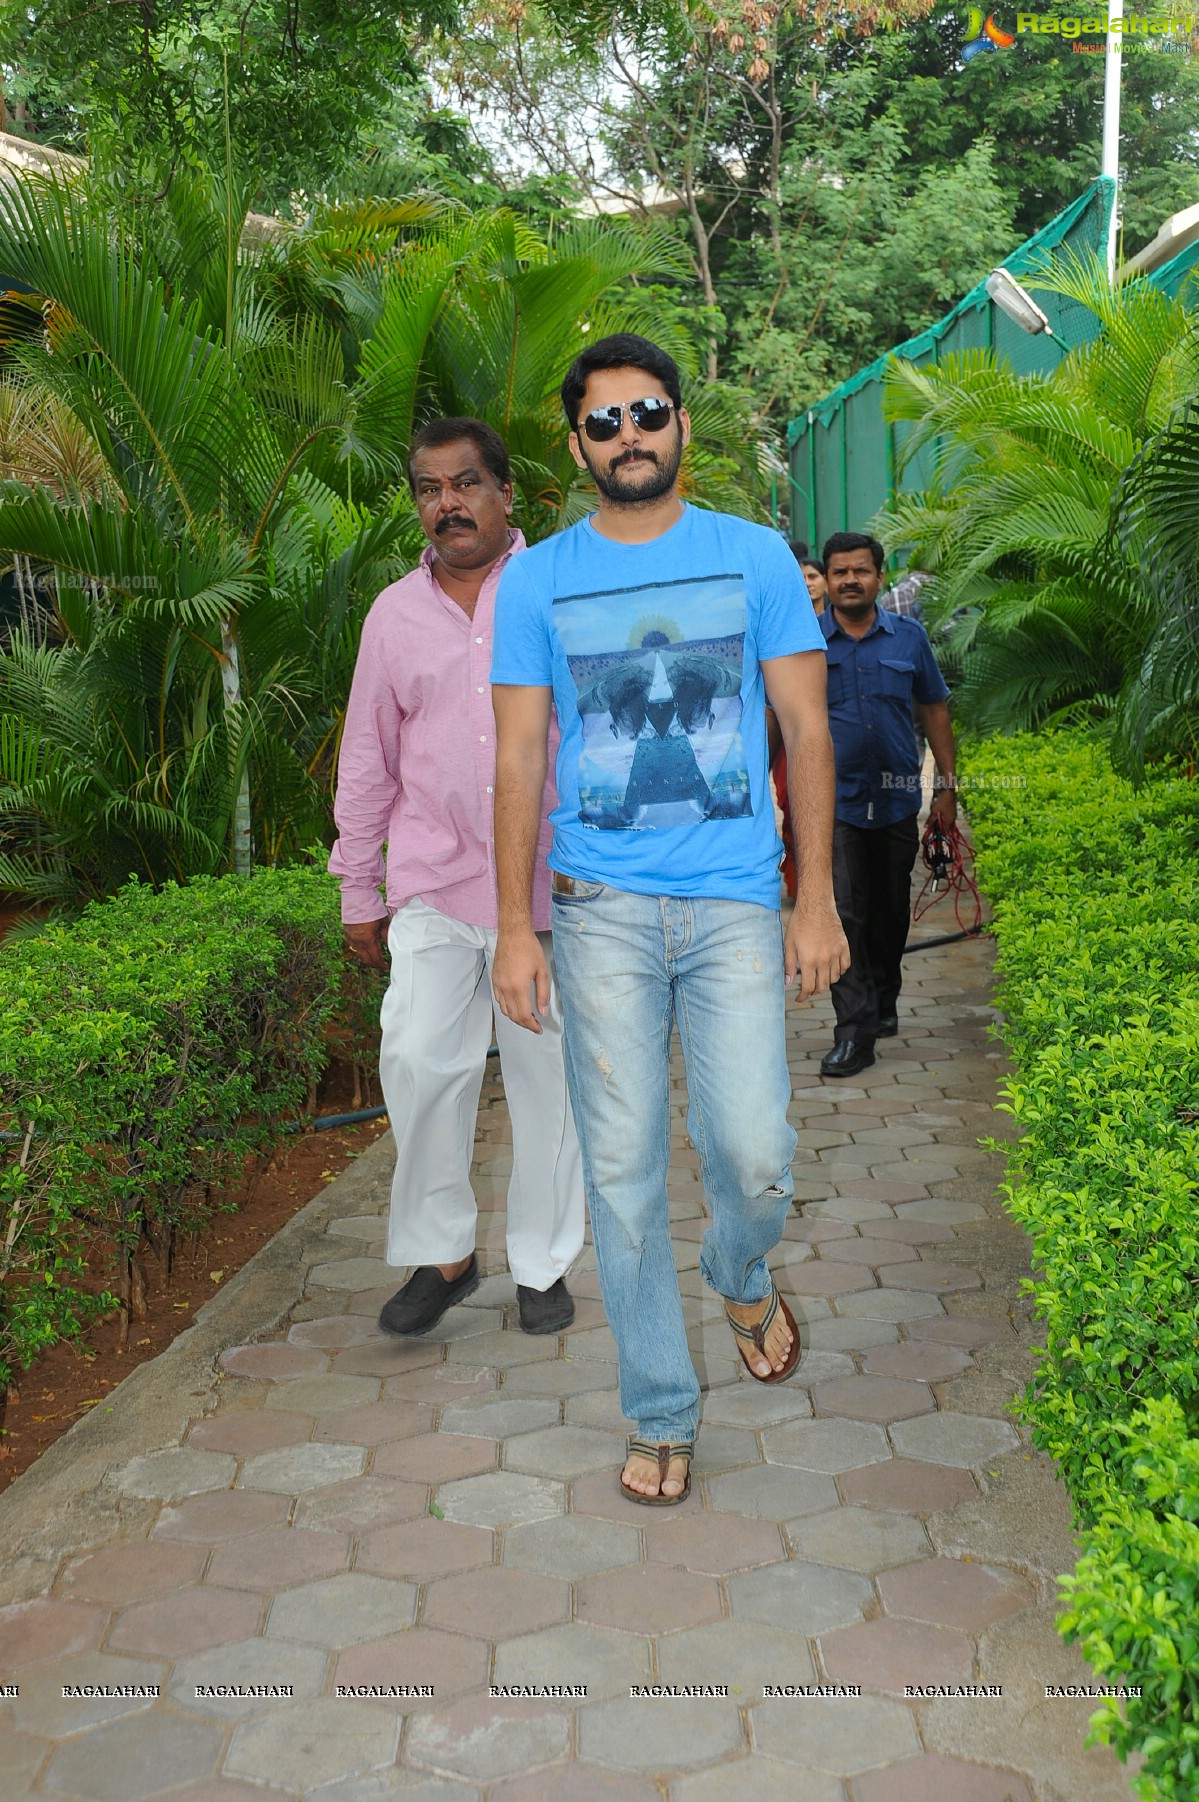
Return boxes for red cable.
[913,817,983,933]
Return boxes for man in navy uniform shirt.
[818,533,958,1078]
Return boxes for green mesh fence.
[787,177,1117,558]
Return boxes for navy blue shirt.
[821,606,949,827]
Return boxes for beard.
[584,435,683,507]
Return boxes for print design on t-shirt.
[553,573,751,830]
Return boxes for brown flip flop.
[725,1283,801,1384]
[618,1438,693,1506]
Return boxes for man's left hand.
[785,904,851,1002]
[930,788,958,830]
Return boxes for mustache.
[611,449,659,469]
[435,514,475,535]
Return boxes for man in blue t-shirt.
[490,333,849,1507]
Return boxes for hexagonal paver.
[699,1383,811,1429]
[851,1754,1033,1802]
[489,1767,657,1802]
[753,1692,919,1773]
[292,1476,427,1533]
[502,1514,641,1579]
[43,1711,224,1799]
[206,1526,349,1591]
[406,1696,568,1781]
[334,1628,488,1703]
[784,1261,876,1297]
[819,1616,974,1688]
[819,1236,919,1265]
[813,1374,936,1423]
[658,1619,817,1694]
[152,1490,289,1543]
[226,1698,398,1790]
[108,1587,262,1658]
[805,1319,899,1353]
[862,1342,975,1383]
[763,1418,890,1474]
[835,1291,945,1322]
[186,1411,313,1458]
[728,1561,872,1634]
[577,1564,722,1634]
[787,1506,931,1574]
[288,1315,381,1350]
[706,1465,839,1520]
[170,1639,328,1718]
[112,1449,237,1500]
[372,1433,497,1485]
[312,1402,432,1446]
[56,1542,206,1605]
[878,1557,1033,1629]
[267,1572,416,1647]
[238,1443,366,1494]
[905,1316,1013,1348]
[444,1330,559,1368]
[840,1458,977,1513]
[438,1398,560,1440]
[890,1412,1019,1468]
[492,1622,651,1700]
[334,1341,446,1378]
[263,1374,380,1414]
[578,1695,744,1770]
[892,1198,985,1226]
[421,1566,569,1639]
[356,1518,494,1582]
[306,1257,394,1292]
[498,1359,617,1398]
[671,1755,843,1802]
[219,1344,327,1381]
[435,1471,563,1529]
[12,1653,164,1736]
[502,1426,624,1480]
[644,1510,785,1576]
[879,1262,983,1294]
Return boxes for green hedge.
[0,866,380,1396]
[963,731,1199,1800]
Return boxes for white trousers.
[378,897,585,1289]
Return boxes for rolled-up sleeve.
[328,606,401,923]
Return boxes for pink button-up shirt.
[329,531,556,930]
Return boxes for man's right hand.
[343,917,390,971]
[492,928,550,1034]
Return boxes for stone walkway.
[0,928,1135,1802]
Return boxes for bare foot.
[725,1291,794,1377]
[621,1447,691,1499]
[435,1256,473,1281]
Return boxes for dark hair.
[788,540,810,562]
[801,555,826,577]
[560,333,683,429]
[407,417,511,491]
[822,531,885,574]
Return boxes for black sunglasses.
[578,397,676,443]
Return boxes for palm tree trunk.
[220,619,253,875]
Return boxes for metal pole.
[1102,0,1124,278]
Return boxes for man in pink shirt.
[329,418,584,1337]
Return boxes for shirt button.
[486,785,493,794]
[479,734,487,743]
[476,685,485,694]
[475,636,483,645]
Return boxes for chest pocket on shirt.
[824,658,849,706]
[878,658,916,699]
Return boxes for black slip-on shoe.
[378,1254,480,1336]
[820,1040,876,1078]
[516,1277,575,1334]
[876,1014,900,1038]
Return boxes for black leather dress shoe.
[820,1040,876,1078]
[877,1014,899,1038]
[517,1277,575,1334]
[378,1254,480,1336]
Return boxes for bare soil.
[0,1063,391,1494]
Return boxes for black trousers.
[830,814,920,1045]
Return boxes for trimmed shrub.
[0,865,381,1394]
[964,730,1199,1799]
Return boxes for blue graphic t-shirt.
[491,505,823,908]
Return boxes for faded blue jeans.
[551,881,796,1444]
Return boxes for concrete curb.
[0,1130,396,1604]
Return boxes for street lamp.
[1102,0,1124,278]
[984,268,1057,338]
